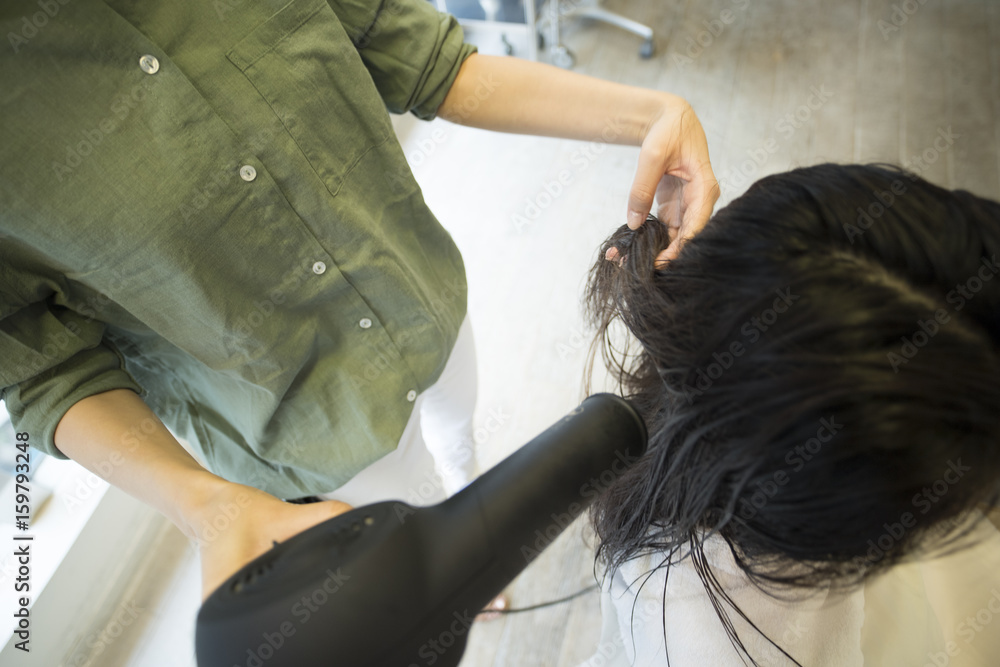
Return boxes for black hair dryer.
[195,393,647,667]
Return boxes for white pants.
[316,316,478,507]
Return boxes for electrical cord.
[475,583,600,616]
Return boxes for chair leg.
[563,6,653,41]
[543,2,656,62]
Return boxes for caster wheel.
[639,38,655,59]
[501,33,514,56]
[551,44,575,69]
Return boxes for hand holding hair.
[626,98,720,265]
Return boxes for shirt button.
[312,261,326,275]
[406,390,417,402]
[139,54,159,74]
[239,165,257,182]
[359,318,372,329]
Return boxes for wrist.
[172,471,241,542]
[635,92,689,146]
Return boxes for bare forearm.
[53,388,228,540]
[438,52,718,242]
[438,53,680,146]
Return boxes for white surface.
[0,453,109,643]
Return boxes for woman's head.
[586,163,1000,600]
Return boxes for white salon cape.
[578,512,1000,666]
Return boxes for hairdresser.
[0,0,718,601]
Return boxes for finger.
[654,175,684,218]
[654,245,675,268]
[323,499,353,516]
[627,144,668,230]
[678,164,720,239]
[659,190,684,233]
[605,246,626,267]
[658,230,698,264]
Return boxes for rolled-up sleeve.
[0,281,142,460]
[327,0,477,119]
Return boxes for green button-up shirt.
[0,0,475,498]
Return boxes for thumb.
[294,499,353,530]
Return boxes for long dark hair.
[585,163,1000,664]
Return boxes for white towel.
[578,512,1000,666]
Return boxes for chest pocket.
[227,0,393,197]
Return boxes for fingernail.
[605,247,619,261]
[627,210,643,229]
